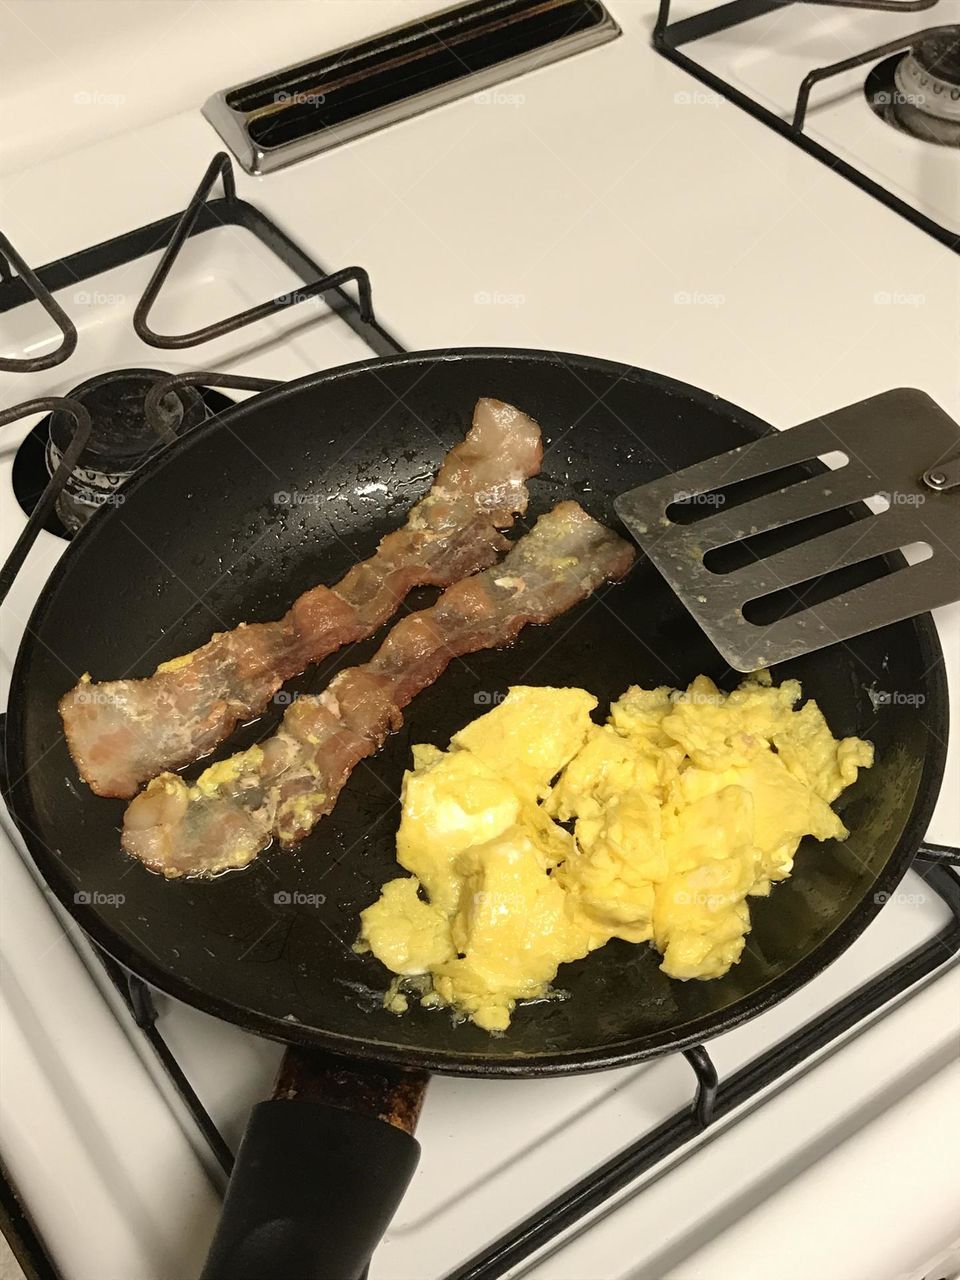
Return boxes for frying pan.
[4,349,947,1278]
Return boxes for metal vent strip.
[203,0,620,174]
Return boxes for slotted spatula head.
[614,388,960,671]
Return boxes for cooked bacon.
[60,399,543,798]
[122,502,636,878]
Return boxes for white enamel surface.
[0,808,221,1280]
[523,970,960,1280]
[677,0,960,235]
[0,2,958,1278]
[0,0,421,179]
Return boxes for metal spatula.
[614,388,960,671]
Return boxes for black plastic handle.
[200,1098,420,1280]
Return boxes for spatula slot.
[664,450,853,529]
[740,541,933,625]
[702,508,871,575]
[900,540,935,565]
[701,484,894,575]
[818,450,849,472]
[741,556,893,626]
[664,462,825,526]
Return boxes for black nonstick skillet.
[4,349,949,1277]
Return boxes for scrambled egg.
[155,649,198,674]
[193,745,264,796]
[360,677,873,1031]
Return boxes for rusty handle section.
[200,1049,428,1280]
[272,1044,428,1134]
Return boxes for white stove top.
[0,3,958,1279]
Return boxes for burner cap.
[892,25,960,146]
[13,376,234,539]
[909,25,960,89]
[45,369,210,533]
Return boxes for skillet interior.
[5,349,946,1075]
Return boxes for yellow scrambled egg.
[360,677,873,1031]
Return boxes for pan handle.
[200,1049,427,1280]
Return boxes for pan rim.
[3,346,949,1077]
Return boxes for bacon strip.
[60,399,543,798]
[122,502,636,878]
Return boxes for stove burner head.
[45,368,211,533]
[866,26,960,147]
[13,375,235,539]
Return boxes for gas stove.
[0,3,958,1280]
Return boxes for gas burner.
[866,25,960,146]
[12,371,233,538]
